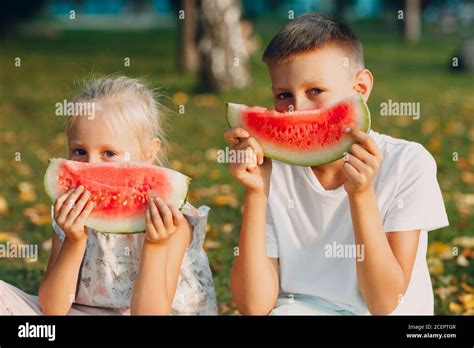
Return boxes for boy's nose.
[293,97,315,112]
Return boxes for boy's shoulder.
[368,130,437,172]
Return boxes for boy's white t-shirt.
[265,130,449,315]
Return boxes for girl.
[0,76,217,315]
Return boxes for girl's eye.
[308,88,323,96]
[73,148,86,156]
[103,151,116,158]
[277,92,292,100]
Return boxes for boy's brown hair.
[263,13,364,69]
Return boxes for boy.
[225,13,448,315]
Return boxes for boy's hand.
[144,197,186,245]
[224,128,272,195]
[343,128,383,195]
[54,185,94,243]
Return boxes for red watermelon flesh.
[226,93,371,166]
[44,158,190,233]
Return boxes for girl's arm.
[224,128,279,315]
[130,197,191,315]
[344,129,419,314]
[39,186,94,315]
[38,235,87,314]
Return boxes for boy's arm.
[225,127,279,315]
[345,129,419,314]
[348,188,419,314]
[231,189,279,315]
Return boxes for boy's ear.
[353,69,374,102]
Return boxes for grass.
[0,18,473,315]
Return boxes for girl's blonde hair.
[66,75,168,166]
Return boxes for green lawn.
[0,19,473,315]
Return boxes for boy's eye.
[73,148,86,156]
[308,88,323,96]
[103,151,116,158]
[277,92,292,100]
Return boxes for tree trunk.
[198,0,251,91]
[405,0,421,43]
[179,0,199,73]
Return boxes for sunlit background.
[0,0,473,315]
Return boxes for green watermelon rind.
[44,158,191,234]
[226,93,371,167]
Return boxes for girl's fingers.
[224,128,250,146]
[54,188,75,215]
[56,186,85,224]
[67,190,91,223]
[71,201,94,230]
[155,197,174,230]
[170,205,185,226]
[149,198,166,235]
[145,208,159,240]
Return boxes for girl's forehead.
[67,116,140,150]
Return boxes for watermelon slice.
[226,93,371,167]
[44,158,190,233]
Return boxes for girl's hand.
[343,128,384,195]
[54,185,94,243]
[224,128,272,195]
[144,197,186,244]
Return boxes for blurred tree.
[198,0,251,92]
[178,0,200,73]
[0,0,46,36]
[405,0,421,42]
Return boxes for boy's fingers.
[346,128,380,157]
[349,143,379,169]
[246,137,264,165]
[343,162,363,184]
[224,128,250,146]
[346,152,371,177]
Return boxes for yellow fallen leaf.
[428,257,445,275]
[448,302,463,314]
[23,204,51,226]
[0,196,9,214]
[17,181,37,202]
[0,231,24,245]
[459,294,474,310]
[461,283,474,294]
[172,92,189,106]
[428,241,453,260]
